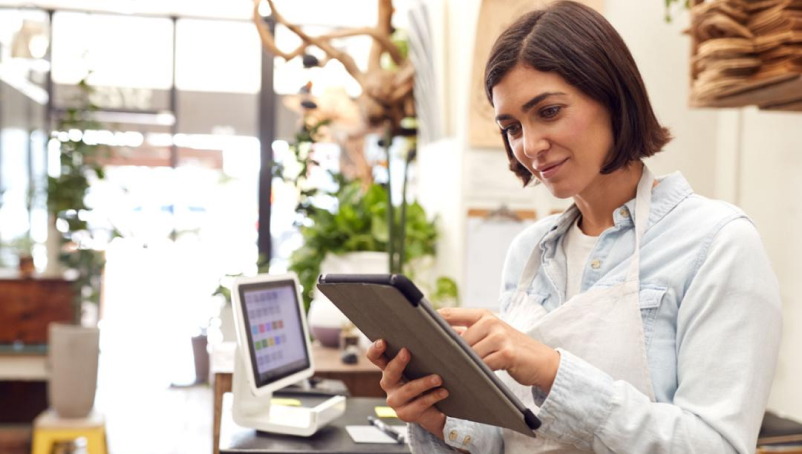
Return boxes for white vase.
[48,323,100,418]
[307,251,389,347]
[218,304,237,343]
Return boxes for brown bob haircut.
[484,1,672,186]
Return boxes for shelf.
[691,73,802,111]
[0,344,47,356]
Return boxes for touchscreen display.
[239,280,310,387]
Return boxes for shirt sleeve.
[407,417,503,454]
[532,217,782,453]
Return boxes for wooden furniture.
[0,273,74,344]
[0,425,32,454]
[212,342,383,454]
[0,347,48,423]
[219,393,410,454]
[0,273,73,424]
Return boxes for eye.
[502,123,522,137]
[540,105,562,119]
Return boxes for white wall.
[421,0,802,421]
[733,109,802,419]
[604,0,720,197]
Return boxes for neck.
[573,162,644,236]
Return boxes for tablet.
[317,273,540,437]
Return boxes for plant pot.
[48,323,100,418]
[218,304,237,343]
[191,334,210,384]
[308,252,388,347]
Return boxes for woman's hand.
[439,308,561,394]
[366,339,450,440]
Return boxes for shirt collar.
[539,171,694,248]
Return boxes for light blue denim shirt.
[408,172,782,453]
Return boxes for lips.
[537,158,568,179]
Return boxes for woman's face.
[492,64,614,199]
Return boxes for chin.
[543,180,578,200]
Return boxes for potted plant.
[45,79,110,418]
[290,178,458,346]
[251,0,457,346]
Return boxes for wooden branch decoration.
[252,0,415,131]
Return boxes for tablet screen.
[238,279,310,388]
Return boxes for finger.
[366,339,389,370]
[452,326,467,335]
[396,388,450,422]
[438,307,492,327]
[460,317,497,347]
[380,348,410,391]
[483,349,514,372]
[470,335,501,359]
[386,374,443,409]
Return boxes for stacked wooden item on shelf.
[756,411,802,453]
[690,0,802,110]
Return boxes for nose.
[522,129,549,159]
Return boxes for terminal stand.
[231,348,346,437]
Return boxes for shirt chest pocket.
[638,285,667,349]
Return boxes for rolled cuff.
[535,348,615,450]
[443,417,503,454]
[407,422,456,454]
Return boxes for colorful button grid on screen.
[265,323,271,331]
[275,336,281,345]
[272,321,278,330]
[278,320,284,329]
[263,339,268,348]
[269,337,275,346]
[255,341,262,350]
[252,326,258,335]
[259,325,265,333]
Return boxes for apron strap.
[626,165,654,284]
[516,239,545,292]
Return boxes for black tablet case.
[317,274,539,437]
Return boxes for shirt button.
[591,259,602,269]
[463,435,472,446]
[449,430,458,441]
[619,208,630,218]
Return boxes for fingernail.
[400,349,408,360]
[375,340,383,349]
[430,375,441,386]
[438,389,449,398]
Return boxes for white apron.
[499,167,656,454]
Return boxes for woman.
[366,1,782,453]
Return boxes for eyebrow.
[494,91,567,122]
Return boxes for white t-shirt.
[561,216,599,300]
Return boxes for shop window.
[51,12,174,89]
